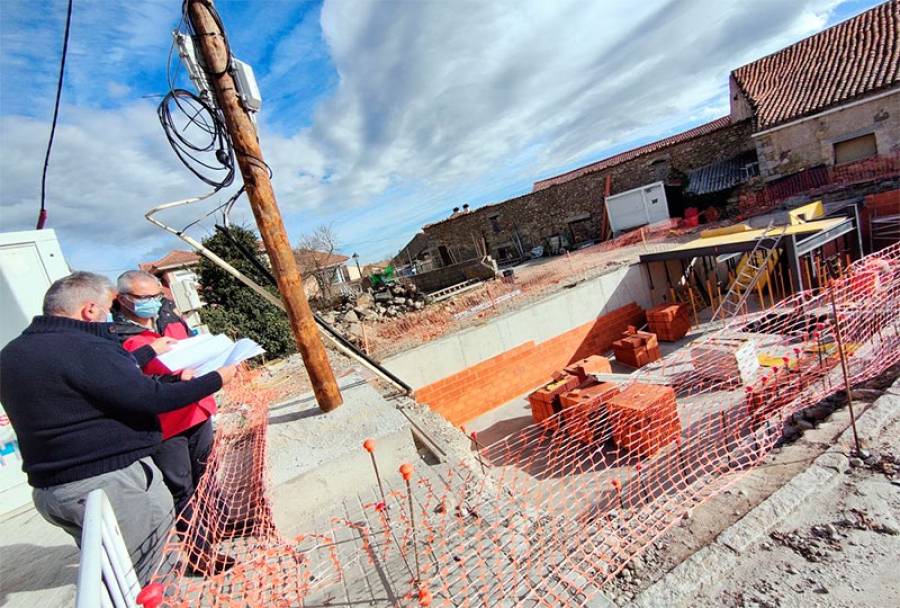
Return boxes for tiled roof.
[732,2,900,130]
[685,150,759,196]
[139,250,200,272]
[294,249,350,271]
[532,116,733,191]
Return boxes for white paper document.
[156,333,266,375]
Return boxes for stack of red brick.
[563,354,614,383]
[646,303,691,342]
[528,374,580,430]
[607,383,681,458]
[560,381,620,445]
[611,327,661,368]
[527,355,615,438]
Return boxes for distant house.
[395,231,435,273]
[294,248,351,298]
[139,250,205,329]
[730,2,900,180]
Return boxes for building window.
[488,214,501,233]
[833,133,877,165]
[649,157,668,181]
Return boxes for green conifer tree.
[196,225,296,359]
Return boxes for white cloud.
[0,0,878,269]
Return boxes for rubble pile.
[318,281,428,346]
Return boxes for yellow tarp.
[670,217,846,252]
[789,201,825,224]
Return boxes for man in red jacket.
[0,271,236,584]
[113,270,232,574]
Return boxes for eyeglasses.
[123,292,164,304]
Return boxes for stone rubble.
[318,281,429,348]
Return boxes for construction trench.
[99,219,898,608]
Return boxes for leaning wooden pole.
[187,0,342,411]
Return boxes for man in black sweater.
[0,271,236,584]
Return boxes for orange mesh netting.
[365,218,687,358]
[145,241,900,607]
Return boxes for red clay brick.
[564,355,613,382]
[607,383,680,458]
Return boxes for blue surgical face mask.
[106,312,114,323]
[133,299,163,319]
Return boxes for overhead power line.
[37,0,74,230]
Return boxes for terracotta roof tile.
[732,2,900,130]
[140,250,200,272]
[294,249,349,272]
[532,116,733,191]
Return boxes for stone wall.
[754,91,900,180]
[423,119,755,264]
[407,257,498,294]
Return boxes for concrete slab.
[268,373,419,534]
[0,505,79,607]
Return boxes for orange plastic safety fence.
[148,242,900,607]
[147,373,343,606]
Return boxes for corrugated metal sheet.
[685,151,758,196]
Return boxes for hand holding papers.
[156,333,266,376]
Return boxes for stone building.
[416,1,899,268]
[731,1,900,181]
[423,117,756,265]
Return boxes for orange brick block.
[564,355,613,383]
[612,328,661,368]
[650,318,690,342]
[528,374,580,428]
[607,383,680,458]
[560,382,620,445]
[648,303,691,341]
[646,303,689,324]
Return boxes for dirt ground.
[688,418,900,608]
[605,366,900,607]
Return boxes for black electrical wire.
[183,0,232,77]
[158,88,235,189]
[161,0,272,221]
[175,186,245,235]
[37,0,74,229]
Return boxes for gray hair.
[117,270,161,293]
[43,271,115,316]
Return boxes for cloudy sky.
[0,0,882,273]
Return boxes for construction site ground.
[2,349,898,607]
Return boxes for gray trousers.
[32,456,175,585]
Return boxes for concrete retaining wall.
[382,264,654,425]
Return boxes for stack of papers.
[156,334,266,375]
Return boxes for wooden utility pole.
[186,0,342,411]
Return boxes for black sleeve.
[69,342,224,415]
[131,344,156,369]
